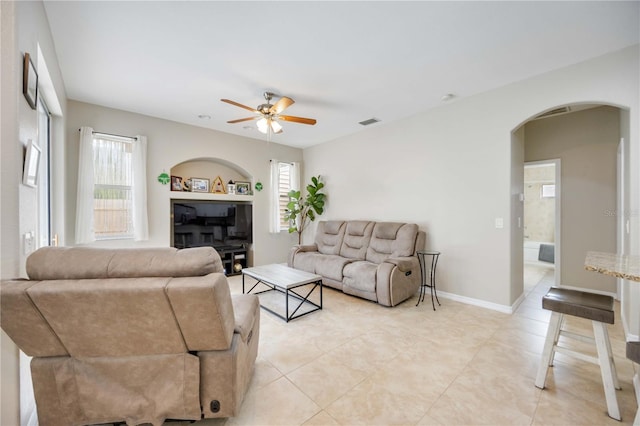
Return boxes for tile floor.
[195,264,638,425]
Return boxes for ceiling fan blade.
[278,115,317,125]
[221,99,259,113]
[227,116,259,124]
[270,96,295,115]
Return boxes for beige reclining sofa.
[0,246,259,426]
[288,220,425,306]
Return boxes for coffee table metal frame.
[242,264,323,322]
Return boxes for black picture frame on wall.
[23,52,38,110]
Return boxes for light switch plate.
[495,218,504,229]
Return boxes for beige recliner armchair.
[0,246,259,426]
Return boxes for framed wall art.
[190,178,210,193]
[23,139,41,188]
[171,175,183,191]
[235,181,251,195]
[23,52,38,110]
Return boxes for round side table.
[416,251,441,310]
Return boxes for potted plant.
[284,175,325,244]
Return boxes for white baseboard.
[437,290,519,314]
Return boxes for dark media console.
[171,199,252,275]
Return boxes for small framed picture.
[235,181,251,195]
[22,139,41,187]
[190,178,210,193]
[23,53,38,110]
[171,175,183,191]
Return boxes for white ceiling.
[43,1,639,148]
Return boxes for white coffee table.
[242,264,323,322]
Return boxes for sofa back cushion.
[27,277,188,357]
[315,221,346,255]
[26,246,221,280]
[366,222,419,264]
[340,221,374,260]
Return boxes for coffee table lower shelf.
[242,264,323,322]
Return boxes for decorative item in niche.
[23,53,38,110]
[211,176,226,194]
[23,139,41,188]
[157,172,170,185]
[191,178,209,193]
[227,180,236,195]
[171,175,183,191]
[182,179,191,191]
[255,181,263,192]
[236,181,251,195]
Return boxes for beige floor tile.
[301,410,340,426]
[533,387,635,425]
[427,367,541,425]
[226,377,320,426]
[287,352,368,408]
[190,265,636,426]
[325,373,434,425]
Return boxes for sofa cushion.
[315,254,353,282]
[339,221,374,260]
[343,261,377,293]
[26,246,221,280]
[27,277,187,357]
[166,273,235,351]
[366,222,419,264]
[0,279,68,357]
[315,221,346,255]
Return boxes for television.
[172,200,252,250]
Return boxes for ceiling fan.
[221,92,317,135]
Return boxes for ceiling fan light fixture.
[257,117,269,134]
[271,120,283,133]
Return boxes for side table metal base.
[416,251,441,310]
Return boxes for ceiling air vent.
[534,106,571,120]
[358,118,381,126]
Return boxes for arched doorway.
[511,103,629,309]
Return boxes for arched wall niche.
[170,157,253,190]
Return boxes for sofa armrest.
[383,256,417,273]
[231,294,259,344]
[288,244,318,267]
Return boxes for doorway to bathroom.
[523,159,560,295]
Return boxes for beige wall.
[65,101,303,265]
[1,1,68,424]
[303,46,639,310]
[525,106,619,293]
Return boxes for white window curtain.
[269,159,281,233]
[75,126,95,244]
[132,135,149,241]
[290,161,301,230]
[290,161,300,192]
[75,127,149,243]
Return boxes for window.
[92,135,134,239]
[76,127,148,244]
[269,160,299,233]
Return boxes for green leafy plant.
[284,175,325,244]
